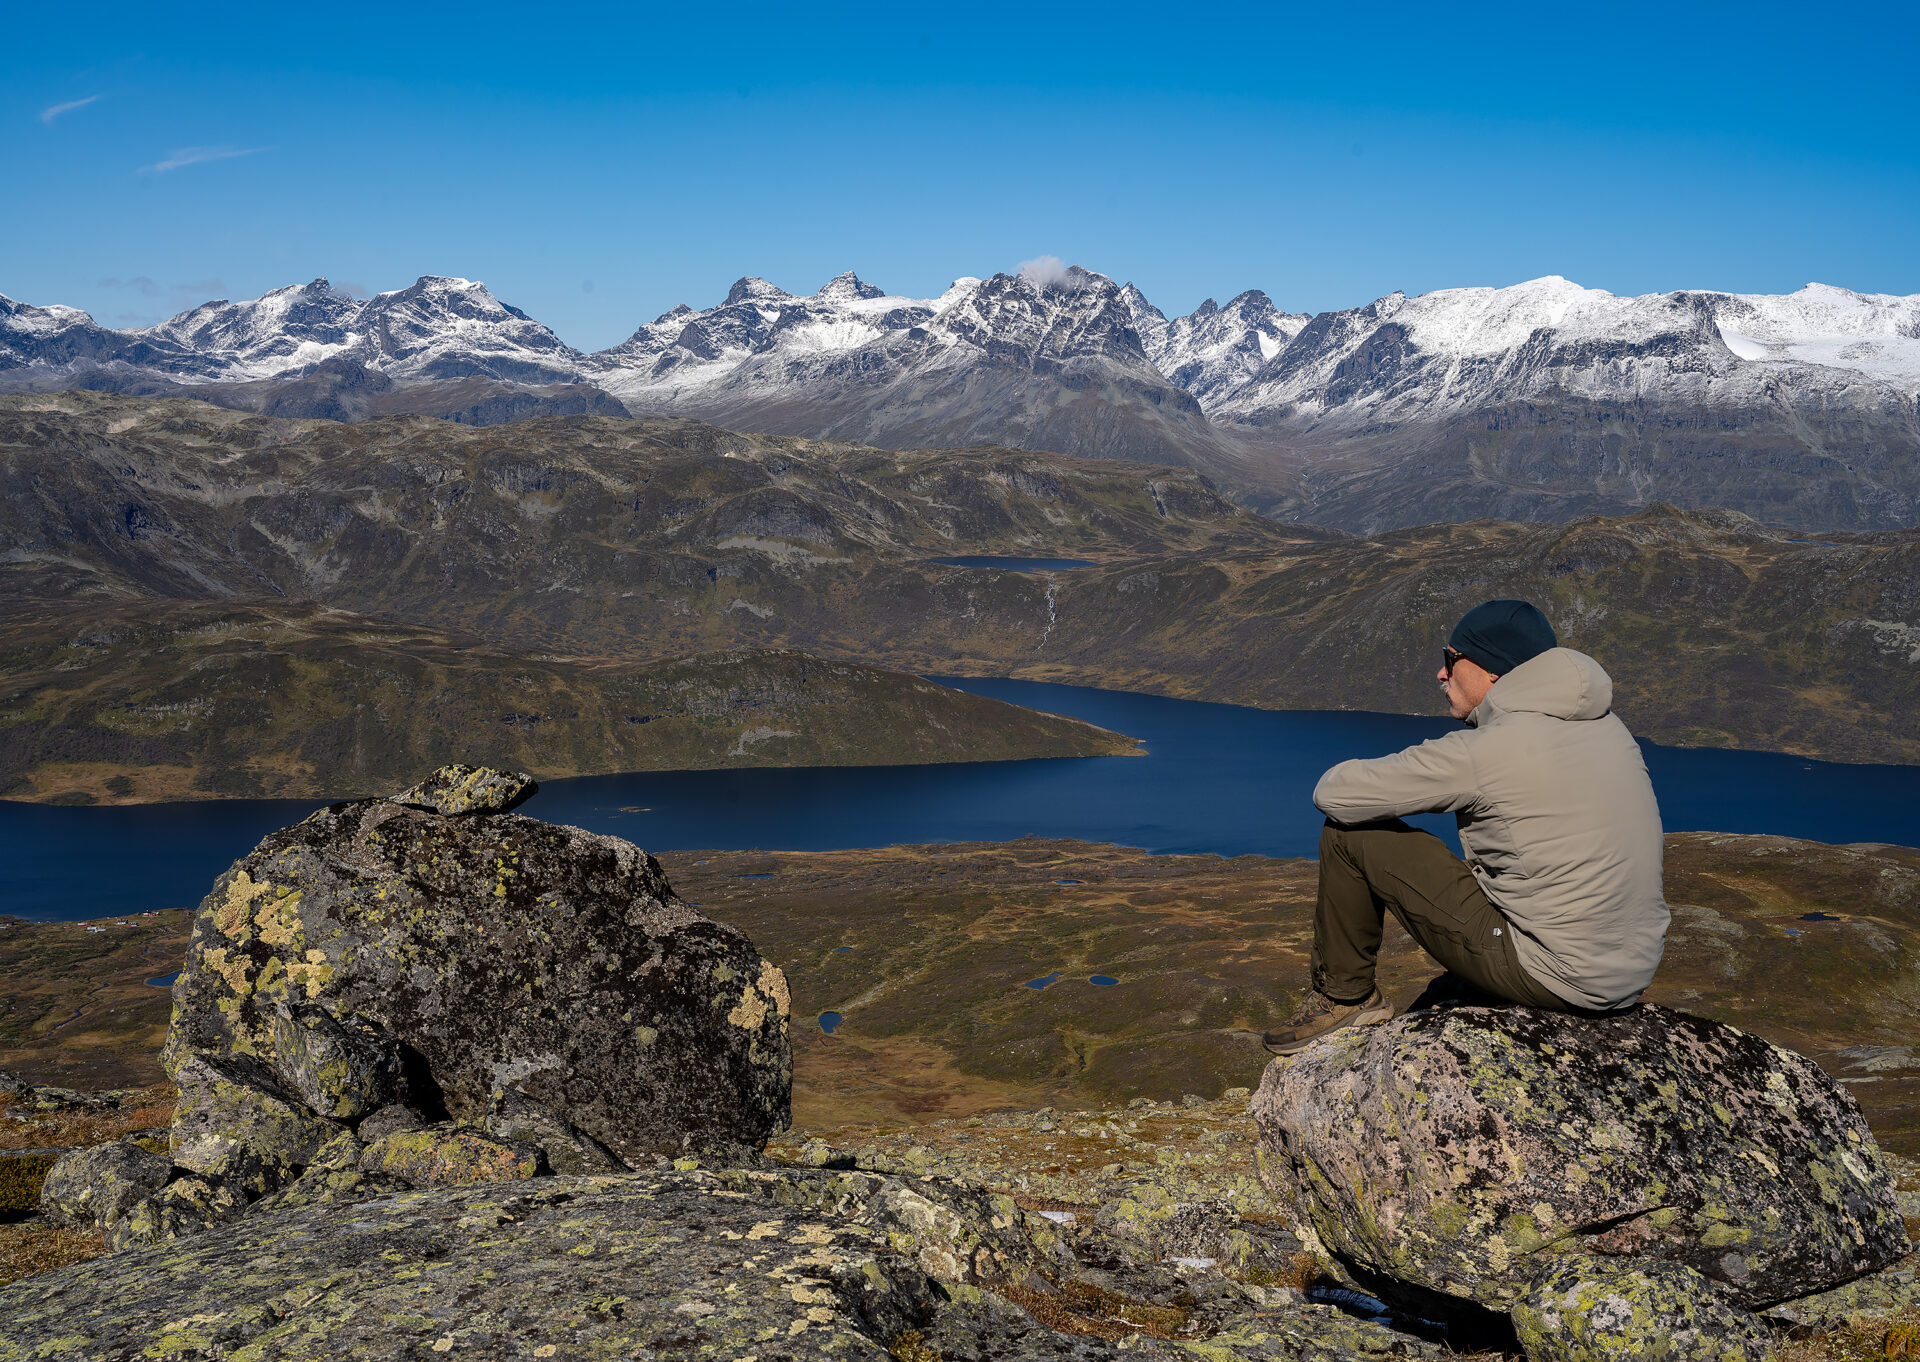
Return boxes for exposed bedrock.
[1252,1003,1911,1352]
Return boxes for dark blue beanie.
[1448,600,1557,676]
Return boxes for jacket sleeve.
[1313,730,1482,823]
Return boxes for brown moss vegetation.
[0,1223,105,1289]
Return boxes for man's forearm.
[1312,736,1479,823]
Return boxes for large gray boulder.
[1252,1004,1909,1319]
[162,764,792,1167]
[38,1140,171,1234]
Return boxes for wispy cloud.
[98,275,163,297]
[140,145,262,175]
[39,95,100,125]
[97,276,228,323]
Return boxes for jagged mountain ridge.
[4,267,1918,531]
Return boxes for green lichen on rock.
[167,1053,341,1197]
[110,1173,247,1250]
[0,1164,1444,1361]
[267,1002,403,1121]
[1511,1257,1778,1362]
[359,1125,542,1186]
[1253,1004,1911,1314]
[389,764,538,817]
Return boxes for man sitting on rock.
[1263,600,1668,1054]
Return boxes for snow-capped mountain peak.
[135,278,362,379]
[1127,285,1312,407]
[816,271,886,302]
[723,276,795,306]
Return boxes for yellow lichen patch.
[256,890,306,949]
[728,960,790,1030]
[756,960,791,1020]
[728,984,769,1032]
[199,946,253,997]
[287,950,336,999]
[214,871,276,940]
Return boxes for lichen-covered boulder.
[1511,1258,1777,1362]
[168,1053,341,1196]
[252,1166,412,1215]
[268,1001,404,1120]
[485,1086,624,1174]
[110,1174,248,1249]
[360,1124,543,1186]
[390,763,538,816]
[162,764,791,1166]
[39,1140,172,1233]
[1252,1005,1909,1313]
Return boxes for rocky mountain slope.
[4,392,1915,768]
[0,599,1136,804]
[7,268,1915,531]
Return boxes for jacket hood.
[1470,647,1613,726]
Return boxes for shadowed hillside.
[0,599,1136,803]
[4,391,1916,771]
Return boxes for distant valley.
[5,266,1917,532]
[3,390,1916,794]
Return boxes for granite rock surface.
[0,1165,1449,1361]
[1511,1257,1777,1362]
[1252,1003,1910,1316]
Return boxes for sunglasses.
[1442,646,1467,676]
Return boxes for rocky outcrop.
[0,1164,1446,1360]
[35,765,793,1254]
[1253,1003,1911,1351]
[161,763,791,1171]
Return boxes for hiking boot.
[1262,987,1394,1055]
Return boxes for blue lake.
[4,677,1919,922]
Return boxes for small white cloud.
[98,275,162,297]
[1018,255,1074,291]
[140,145,263,175]
[40,95,100,125]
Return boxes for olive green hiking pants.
[1312,818,1570,1011]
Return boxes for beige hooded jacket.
[1312,647,1667,1010]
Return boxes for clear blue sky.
[7,1,1916,351]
